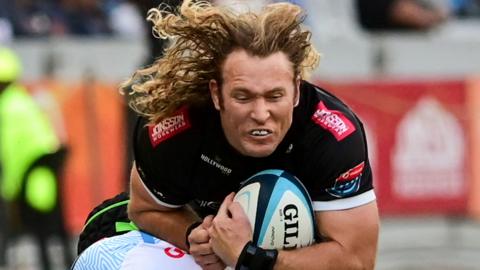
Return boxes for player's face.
[209,49,300,157]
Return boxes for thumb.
[202,215,214,228]
[217,192,235,217]
[228,201,248,220]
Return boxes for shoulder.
[74,231,202,270]
[132,105,216,205]
[297,81,368,166]
[145,107,196,148]
[297,80,365,143]
[120,232,201,270]
[135,106,206,148]
[133,105,212,162]
[73,231,143,270]
[293,82,374,209]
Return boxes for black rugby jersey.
[133,81,375,217]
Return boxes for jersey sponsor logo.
[200,154,232,175]
[148,107,191,147]
[196,199,221,210]
[326,162,365,198]
[311,101,356,141]
[164,247,185,259]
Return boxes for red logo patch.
[164,247,185,259]
[337,162,365,182]
[327,162,365,197]
[312,101,356,141]
[148,107,191,147]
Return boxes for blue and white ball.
[233,169,316,250]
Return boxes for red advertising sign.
[318,79,469,215]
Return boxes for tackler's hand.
[188,215,226,270]
[209,193,253,267]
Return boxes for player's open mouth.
[249,129,272,136]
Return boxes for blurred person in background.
[355,0,449,31]
[58,0,112,36]
[0,0,66,37]
[0,47,72,270]
[0,0,113,37]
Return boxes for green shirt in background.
[0,83,59,212]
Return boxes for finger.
[189,226,210,244]
[207,226,215,238]
[189,242,214,256]
[228,201,247,219]
[193,253,221,266]
[216,192,235,217]
[202,215,214,229]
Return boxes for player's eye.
[233,93,251,102]
[267,93,284,101]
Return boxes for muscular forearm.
[128,163,201,250]
[271,201,378,269]
[274,240,373,270]
[129,205,200,251]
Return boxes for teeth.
[250,130,270,136]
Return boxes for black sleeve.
[300,99,374,210]
[133,116,196,207]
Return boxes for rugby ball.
[233,169,316,250]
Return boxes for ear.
[209,79,221,111]
[294,76,301,107]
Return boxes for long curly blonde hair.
[122,0,320,123]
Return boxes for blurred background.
[0,0,479,269]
